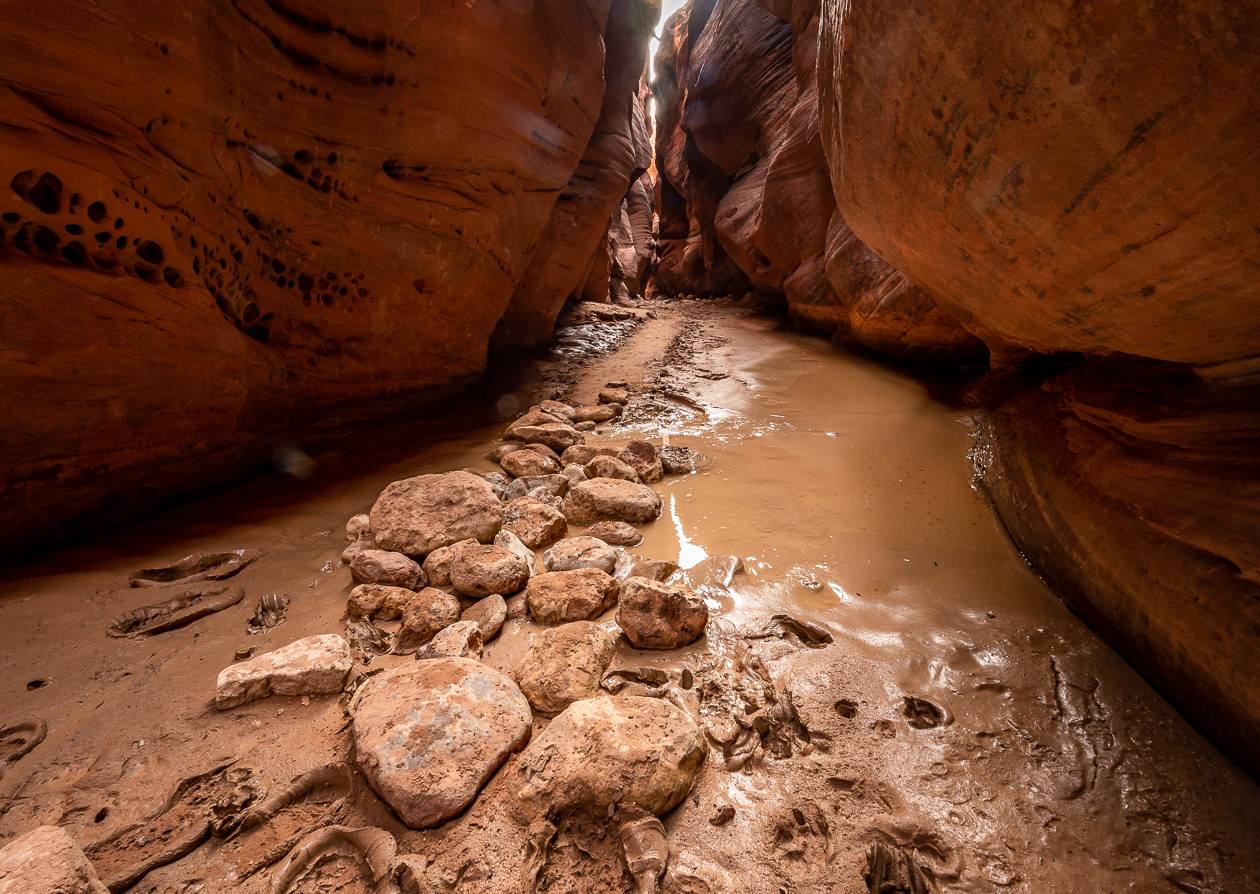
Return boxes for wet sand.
[1,299,1256,893]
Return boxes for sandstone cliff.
[0,0,655,554]
[659,0,1260,770]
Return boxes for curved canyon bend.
[0,1,1258,893]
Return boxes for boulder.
[507,408,567,431]
[619,441,663,483]
[347,584,415,621]
[617,577,708,650]
[526,568,620,625]
[215,634,351,709]
[448,543,530,597]
[561,444,621,466]
[522,443,563,463]
[370,472,502,556]
[516,696,706,817]
[562,463,588,489]
[562,478,662,524]
[345,514,371,542]
[574,404,621,424]
[598,386,630,405]
[574,421,598,432]
[351,659,533,829]
[494,530,537,575]
[544,536,618,574]
[482,471,512,500]
[616,556,679,584]
[516,622,618,716]
[539,400,577,422]
[417,620,483,660]
[350,549,425,590]
[503,474,569,502]
[421,538,476,587]
[506,423,585,453]
[0,825,108,894]
[500,449,562,478]
[461,594,508,641]
[503,497,568,549]
[396,588,463,651]
[584,455,641,483]
[585,520,643,546]
[658,445,711,475]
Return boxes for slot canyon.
[0,0,1257,891]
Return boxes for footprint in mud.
[87,762,263,891]
[0,718,47,778]
[903,696,950,730]
[270,826,397,894]
[108,583,244,637]
[129,549,263,587]
[773,803,833,864]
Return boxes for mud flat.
[0,300,1256,893]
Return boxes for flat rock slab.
[0,825,108,894]
[517,696,706,817]
[215,634,351,710]
[562,478,662,524]
[370,471,502,555]
[351,658,532,829]
[516,621,618,716]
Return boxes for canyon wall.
[0,0,655,555]
[660,0,1260,770]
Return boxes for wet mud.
[0,299,1256,893]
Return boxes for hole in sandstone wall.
[87,201,107,223]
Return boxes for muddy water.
[0,300,1257,893]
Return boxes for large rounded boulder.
[561,478,662,525]
[516,696,706,817]
[369,472,502,556]
[515,621,618,716]
[350,658,533,829]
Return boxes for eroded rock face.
[351,658,532,829]
[0,825,108,894]
[370,472,502,556]
[516,621,618,716]
[517,696,706,817]
[0,1,648,557]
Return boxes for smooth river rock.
[584,520,643,546]
[543,536,618,574]
[349,549,425,590]
[584,455,641,483]
[347,584,415,622]
[562,478,662,524]
[351,658,533,829]
[525,568,621,625]
[370,472,503,556]
[517,696,706,817]
[500,449,562,478]
[448,543,530,597]
[461,594,508,641]
[516,621,618,716]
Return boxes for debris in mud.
[902,697,950,730]
[247,591,290,633]
[87,762,263,891]
[708,805,735,826]
[774,803,833,864]
[0,718,47,779]
[128,548,262,588]
[619,809,668,894]
[108,583,244,637]
[657,445,711,474]
[862,841,934,894]
[345,617,392,658]
[745,614,833,649]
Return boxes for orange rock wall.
[0,0,654,555]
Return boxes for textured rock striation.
[0,0,657,556]
[655,0,1260,771]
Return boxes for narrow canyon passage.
[1,1,1258,893]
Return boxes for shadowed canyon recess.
[0,1,1258,893]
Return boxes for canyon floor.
[1,299,1257,894]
